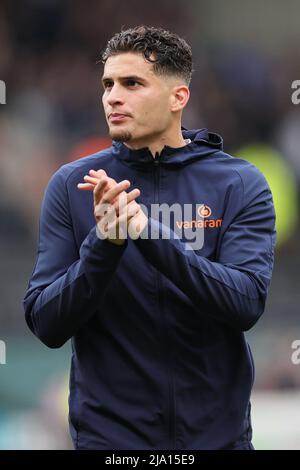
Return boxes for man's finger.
[77,182,95,190]
[126,188,140,205]
[101,180,131,204]
[93,177,110,205]
[78,174,114,192]
[110,189,140,216]
[84,175,99,184]
[84,175,112,187]
[89,169,117,187]
[89,169,107,178]
[113,191,138,216]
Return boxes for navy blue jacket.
[24,128,276,450]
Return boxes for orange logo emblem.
[197,205,212,218]
[175,204,222,231]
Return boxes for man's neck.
[124,133,188,158]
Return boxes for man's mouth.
[109,113,130,123]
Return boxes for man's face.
[102,52,178,145]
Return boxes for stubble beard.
[109,127,132,143]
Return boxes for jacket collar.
[112,128,223,167]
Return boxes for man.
[24,26,276,450]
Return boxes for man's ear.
[170,85,190,112]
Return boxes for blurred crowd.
[0,1,299,223]
[0,0,300,449]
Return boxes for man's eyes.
[103,81,113,89]
[103,80,141,89]
[125,79,140,87]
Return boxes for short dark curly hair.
[101,26,193,85]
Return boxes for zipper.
[153,153,176,448]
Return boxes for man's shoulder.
[43,147,114,200]
[56,147,115,183]
[212,150,269,188]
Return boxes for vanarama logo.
[176,205,223,229]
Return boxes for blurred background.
[0,0,300,450]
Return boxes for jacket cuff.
[80,226,128,271]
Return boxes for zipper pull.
[154,152,160,165]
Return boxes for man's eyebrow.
[101,75,147,84]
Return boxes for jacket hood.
[112,128,223,167]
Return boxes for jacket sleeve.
[23,168,127,348]
[135,166,276,331]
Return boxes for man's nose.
[107,84,124,106]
